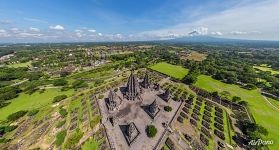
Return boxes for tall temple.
[106,90,121,111]
[125,72,141,100]
[141,72,150,88]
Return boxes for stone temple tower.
[126,72,141,100]
[141,72,150,89]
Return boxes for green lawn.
[194,75,279,150]
[8,61,32,68]
[149,62,189,80]
[253,66,279,75]
[0,88,74,121]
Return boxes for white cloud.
[0,29,10,37]
[140,0,279,40]
[17,32,43,38]
[98,33,103,36]
[49,25,65,30]
[24,18,48,23]
[211,31,223,36]
[230,31,247,35]
[76,32,83,37]
[88,29,96,33]
[29,27,40,32]
[114,33,123,39]
[75,29,82,32]
[188,27,208,36]
[10,28,20,33]
[0,20,12,25]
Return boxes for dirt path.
[263,96,279,111]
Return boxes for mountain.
[164,36,279,47]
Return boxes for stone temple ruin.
[123,122,140,146]
[106,90,122,111]
[141,72,150,89]
[146,99,160,119]
[125,72,141,100]
[161,88,171,102]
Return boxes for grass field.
[0,88,74,120]
[8,61,32,68]
[194,75,279,150]
[149,62,189,80]
[253,66,279,75]
[181,51,207,61]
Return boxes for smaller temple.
[146,99,160,119]
[106,90,122,111]
[162,88,171,102]
[141,72,150,89]
[122,122,140,146]
[154,83,160,91]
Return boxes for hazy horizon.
[1,0,279,43]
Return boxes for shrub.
[7,110,27,121]
[53,79,68,86]
[59,108,68,118]
[27,109,39,116]
[0,125,18,133]
[72,80,88,89]
[64,130,83,149]
[146,125,157,138]
[90,115,101,128]
[164,106,172,112]
[55,130,67,146]
[56,120,66,128]
[0,138,11,143]
[52,95,67,103]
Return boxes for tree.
[52,95,67,103]
[7,110,28,121]
[164,106,172,112]
[55,130,67,146]
[59,108,68,118]
[183,73,198,85]
[232,96,241,102]
[146,125,157,138]
[72,80,88,89]
[27,109,39,116]
[238,120,268,140]
[53,79,68,86]
[220,91,231,99]
[211,91,219,97]
[238,101,248,106]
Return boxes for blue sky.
[0,0,279,42]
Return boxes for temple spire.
[141,72,150,88]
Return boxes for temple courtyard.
[97,72,181,150]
